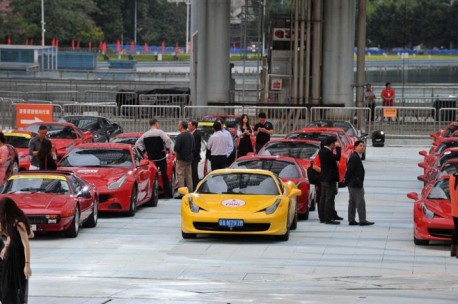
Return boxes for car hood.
[6,194,71,213]
[425,199,452,218]
[51,139,78,151]
[62,167,130,185]
[191,194,281,213]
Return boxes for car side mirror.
[178,187,189,196]
[407,192,418,200]
[418,162,426,168]
[77,190,92,199]
[417,175,426,182]
[139,159,149,167]
[418,150,427,157]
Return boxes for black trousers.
[191,159,200,190]
[154,159,170,197]
[319,181,338,222]
[211,155,227,171]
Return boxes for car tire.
[127,186,137,217]
[275,217,290,242]
[290,207,298,230]
[182,231,197,239]
[13,159,19,174]
[64,206,80,238]
[298,210,309,221]
[414,236,429,246]
[146,176,159,207]
[83,197,98,228]
[170,170,177,198]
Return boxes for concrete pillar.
[322,0,356,106]
[191,0,230,107]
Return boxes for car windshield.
[64,118,101,131]
[198,173,280,195]
[111,137,139,145]
[428,179,450,200]
[3,177,70,195]
[232,159,300,179]
[5,135,30,148]
[27,124,77,139]
[59,148,132,168]
[435,142,458,155]
[260,142,319,159]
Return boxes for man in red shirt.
[381,82,395,106]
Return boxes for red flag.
[102,42,107,53]
[144,42,148,54]
[88,41,92,51]
[56,39,59,49]
[175,42,179,55]
[25,39,29,46]
[71,39,75,50]
[161,41,165,53]
[116,39,121,52]
[7,37,11,44]
[130,41,135,53]
[51,38,55,46]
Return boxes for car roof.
[73,143,133,150]
[234,155,298,164]
[208,168,279,178]
[113,132,143,138]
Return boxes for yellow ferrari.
[179,169,301,241]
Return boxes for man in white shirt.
[207,121,231,170]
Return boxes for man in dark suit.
[188,120,202,190]
[344,140,374,226]
[318,136,343,224]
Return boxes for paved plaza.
[28,145,458,304]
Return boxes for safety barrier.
[63,103,118,119]
[82,90,119,103]
[119,105,182,132]
[139,94,190,106]
[310,107,371,135]
[25,91,80,103]
[438,108,458,128]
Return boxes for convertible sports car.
[26,122,93,159]
[179,169,301,241]
[418,147,458,175]
[58,143,159,216]
[0,171,98,238]
[407,175,454,245]
[4,130,35,171]
[430,122,458,144]
[58,115,123,142]
[231,156,315,220]
[419,138,458,161]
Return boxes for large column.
[322,0,356,106]
[191,0,230,106]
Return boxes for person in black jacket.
[344,140,374,226]
[318,136,343,224]
[174,121,195,196]
[188,120,202,190]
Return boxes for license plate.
[31,224,37,231]
[219,219,244,228]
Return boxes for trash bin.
[372,130,385,147]
[433,98,457,122]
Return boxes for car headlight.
[108,175,128,190]
[188,197,200,213]
[421,203,434,219]
[265,198,282,215]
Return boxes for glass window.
[428,179,450,200]
[198,173,280,195]
[4,177,70,195]
[232,159,300,179]
[59,148,133,168]
[260,142,319,159]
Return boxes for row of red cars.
[408,121,458,245]
[0,118,366,238]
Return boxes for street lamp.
[41,0,45,46]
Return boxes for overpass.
[191,0,365,108]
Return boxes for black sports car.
[58,115,123,143]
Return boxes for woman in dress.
[0,197,33,304]
[38,139,57,170]
[236,114,254,158]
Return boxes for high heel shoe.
[451,245,457,257]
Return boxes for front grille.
[429,228,453,238]
[27,215,60,224]
[99,194,112,203]
[193,222,270,232]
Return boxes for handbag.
[307,163,321,185]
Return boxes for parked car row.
[1,115,365,242]
[408,121,458,245]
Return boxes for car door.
[68,175,92,221]
[133,147,151,203]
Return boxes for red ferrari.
[0,170,98,238]
[231,155,316,220]
[4,130,36,171]
[111,132,176,196]
[407,175,454,245]
[58,143,159,216]
[430,122,458,144]
[26,122,93,159]
[418,147,458,175]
